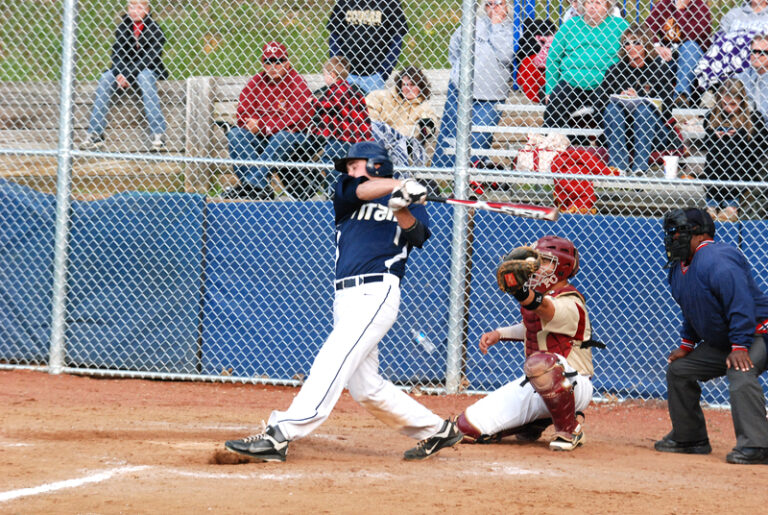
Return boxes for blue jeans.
[347,73,385,95]
[675,41,703,97]
[227,127,308,189]
[603,99,663,173]
[431,82,502,168]
[88,69,166,136]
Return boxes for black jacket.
[704,112,768,183]
[109,14,167,82]
[598,57,676,122]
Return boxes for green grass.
[0,0,745,82]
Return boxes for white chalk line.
[0,459,547,503]
[0,465,148,503]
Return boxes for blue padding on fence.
[201,202,335,378]
[201,202,455,383]
[65,192,206,372]
[0,179,55,362]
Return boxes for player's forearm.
[355,178,400,200]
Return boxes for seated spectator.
[736,33,768,123]
[515,18,557,103]
[431,0,518,169]
[366,66,437,165]
[695,0,768,93]
[599,24,677,175]
[703,78,768,221]
[310,56,373,194]
[543,0,628,128]
[645,0,712,108]
[223,42,313,200]
[327,0,408,94]
[562,0,621,21]
[81,0,168,152]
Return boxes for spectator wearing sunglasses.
[222,41,314,200]
[599,24,677,176]
[736,33,768,123]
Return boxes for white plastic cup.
[663,155,679,180]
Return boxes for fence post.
[444,0,477,394]
[184,76,214,193]
[48,0,77,374]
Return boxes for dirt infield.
[1,369,765,514]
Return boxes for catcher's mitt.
[496,246,540,294]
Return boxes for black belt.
[335,274,385,291]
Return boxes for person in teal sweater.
[543,0,628,128]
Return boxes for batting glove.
[388,184,412,211]
[402,179,427,205]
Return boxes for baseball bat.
[426,195,559,222]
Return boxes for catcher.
[455,235,601,451]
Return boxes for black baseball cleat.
[654,435,711,455]
[403,419,463,461]
[726,447,768,465]
[225,425,289,462]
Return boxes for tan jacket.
[365,88,437,138]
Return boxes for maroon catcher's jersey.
[521,284,594,376]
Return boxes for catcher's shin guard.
[523,352,578,436]
[455,413,484,443]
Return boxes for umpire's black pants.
[666,335,768,449]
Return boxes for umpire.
[655,207,768,465]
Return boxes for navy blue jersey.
[668,241,768,350]
[333,175,430,280]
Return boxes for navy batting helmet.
[333,141,394,177]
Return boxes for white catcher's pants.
[269,274,443,441]
[465,353,593,435]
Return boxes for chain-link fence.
[1,0,767,404]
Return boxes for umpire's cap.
[333,141,394,177]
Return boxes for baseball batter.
[224,141,462,462]
[455,236,598,451]
[654,207,768,464]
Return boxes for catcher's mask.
[663,207,715,268]
[333,141,394,178]
[528,235,579,291]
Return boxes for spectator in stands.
[431,0,518,169]
[695,0,768,94]
[223,41,313,200]
[562,0,622,21]
[543,0,628,128]
[366,66,437,166]
[736,33,768,123]
[311,56,373,194]
[327,0,408,94]
[645,0,712,109]
[599,24,676,176]
[81,0,168,152]
[703,78,768,221]
[515,18,557,103]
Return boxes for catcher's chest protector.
[522,285,584,357]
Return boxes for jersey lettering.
[353,203,396,222]
[344,9,383,26]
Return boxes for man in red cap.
[223,41,313,200]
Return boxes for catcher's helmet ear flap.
[532,235,579,280]
[663,207,714,268]
[333,141,394,177]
